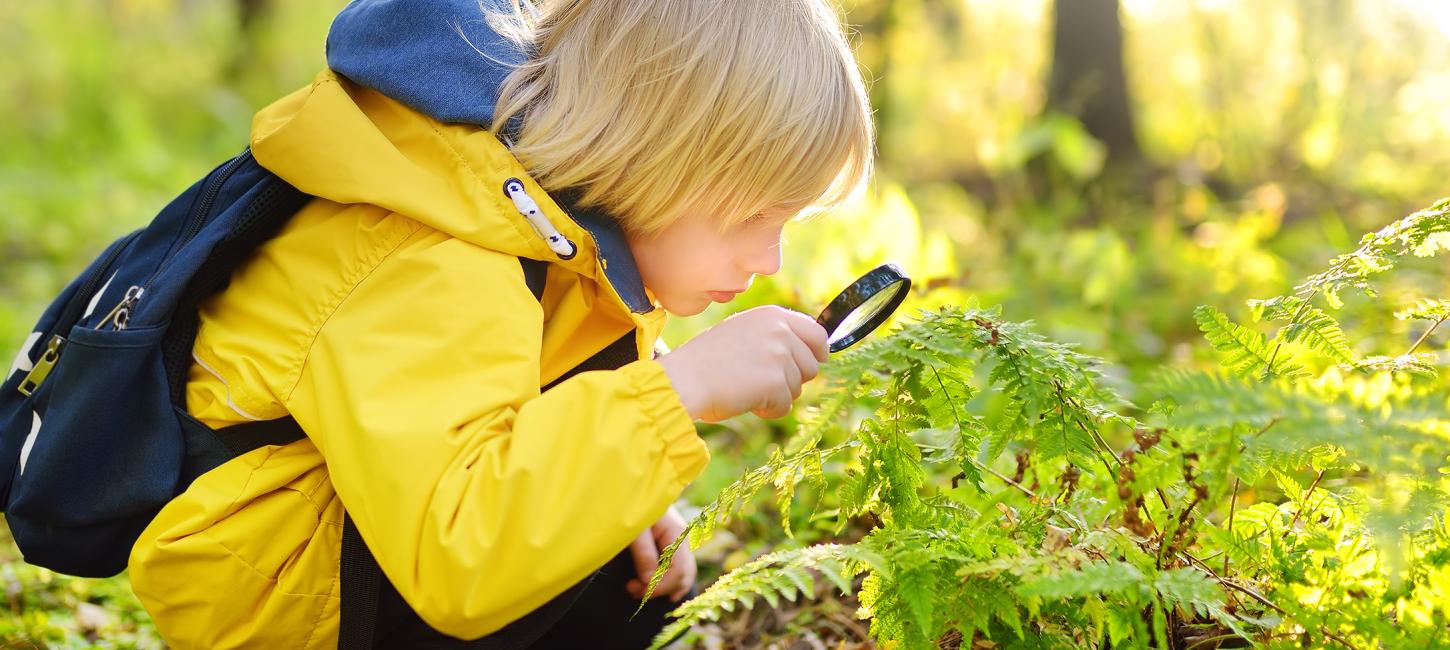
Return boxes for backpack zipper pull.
[96,286,144,331]
[17,335,66,397]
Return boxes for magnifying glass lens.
[816,263,912,353]
[828,281,905,347]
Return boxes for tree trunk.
[1046,0,1141,166]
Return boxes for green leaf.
[1016,560,1147,600]
[1154,568,1225,618]
[1395,298,1450,322]
[1278,305,1354,363]
[1194,305,1303,379]
[1343,353,1438,378]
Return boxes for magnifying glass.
[815,263,912,353]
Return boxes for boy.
[127,0,874,647]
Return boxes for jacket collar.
[325,0,653,315]
[563,202,653,314]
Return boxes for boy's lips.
[707,290,740,302]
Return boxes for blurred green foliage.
[1,0,1447,647]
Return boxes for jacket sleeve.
[281,229,708,639]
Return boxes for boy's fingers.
[788,338,820,384]
[629,530,659,587]
[781,311,829,362]
[754,384,793,419]
[670,553,698,602]
[782,355,803,399]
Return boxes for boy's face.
[626,208,791,316]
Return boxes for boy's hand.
[657,306,829,422]
[626,506,695,603]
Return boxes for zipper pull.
[96,285,145,331]
[17,335,66,397]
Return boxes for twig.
[1185,633,1244,650]
[1263,289,1320,379]
[1223,478,1240,576]
[1224,417,1279,573]
[1287,470,1325,529]
[1406,313,1449,356]
[970,457,1040,501]
[1215,580,1362,650]
[1178,550,1243,611]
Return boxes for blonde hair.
[486,0,874,236]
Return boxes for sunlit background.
[2,0,1448,645]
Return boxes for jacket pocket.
[129,440,344,650]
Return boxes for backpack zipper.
[15,229,144,397]
[100,153,249,332]
[14,154,248,397]
[95,286,145,331]
[16,336,65,398]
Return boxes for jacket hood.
[326,0,523,133]
[248,0,653,314]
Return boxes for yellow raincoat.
[127,70,710,648]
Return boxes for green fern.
[1344,353,1438,377]
[1395,298,1450,322]
[1297,198,1450,307]
[642,201,1450,650]
[645,543,886,650]
[1194,305,1303,378]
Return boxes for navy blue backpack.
[0,150,314,577]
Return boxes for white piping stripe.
[83,272,117,320]
[191,352,265,421]
[8,331,42,379]
[18,410,40,476]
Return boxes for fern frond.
[645,543,886,650]
[1194,305,1303,379]
[1278,305,1354,363]
[1016,560,1148,599]
[640,440,857,608]
[1343,353,1438,378]
[1245,295,1353,363]
[1297,198,1450,305]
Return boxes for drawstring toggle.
[503,178,578,260]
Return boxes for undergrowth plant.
[645,199,1450,650]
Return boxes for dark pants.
[372,546,690,649]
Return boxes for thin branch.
[1178,550,1243,611]
[1224,477,1240,576]
[1215,579,1362,650]
[1263,289,1320,379]
[1406,313,1448,355]
[1185,633,1245,650]
[970,456,1040,501]
[1287,470,1326,529]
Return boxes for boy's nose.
[740,242,783,277]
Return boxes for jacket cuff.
[622,360,709,486]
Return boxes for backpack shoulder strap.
[335,256,549,650]
[520,257,548,302]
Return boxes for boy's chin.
[658,294,712,317]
